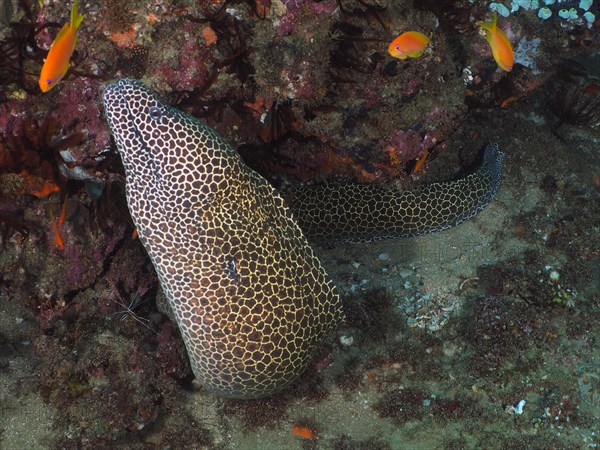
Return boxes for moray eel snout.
[104,79,344,399]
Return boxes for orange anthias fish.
[39,0,85,92]
[49,209,65,250]
[476,13,514,72]
[412,150,429,174]
[58,195,68,227]
[388,31,430,60]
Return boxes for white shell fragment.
[339,335,354,346]
[538,7,553,19]
[489,2,511,17]
[558,8,579,20]
[579,0,593,12]
[513,399,526,415]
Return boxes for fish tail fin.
[476,12,498,32]
[491,12,498,30]
[481,142,505,202]
[475,21,488,32]
[71,0,85,30]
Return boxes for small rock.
[538,7,552,19]
[399,268,413,278]
[339,335,354,346]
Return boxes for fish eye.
[149,106,162,119]
[395,45,400,50]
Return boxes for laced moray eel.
[284,144,505,243]
[103,79,343,399]
[103,78,504,399]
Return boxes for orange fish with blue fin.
[39,0,85,92]
[476,13,514,72]
[388,31,430,60]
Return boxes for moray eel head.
[103,78,234,213]
[103,79,344,399]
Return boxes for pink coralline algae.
[63,244,87,286]
[0,98,28,137]
[0,79,110,181]
[403,79,423,98]
[382,107,461,164]
[149,23,210,92]
[276,0,338,36]
[52,79,111,157]
[382,129,437,163]
[154,323,190,379]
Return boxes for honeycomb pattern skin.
[285,144,505,243]
[103,79,344,399]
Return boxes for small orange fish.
[388,31,430,60]
[476,13,514,72]
[30,181,60,198]
[49,209,65,250]
[39,0,85,92]
[59,196,68,227]
[500,96,518,108]
[291,423,316,440]
[412,150,429,174]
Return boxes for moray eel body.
[285,144,504,243]
[103,78,504,399]
[103,79,344,399]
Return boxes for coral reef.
[0,0,599,447]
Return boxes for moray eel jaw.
[103,79,344,399]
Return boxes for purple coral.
[382,107,460,164]
[64,244,87,286]
[383,129,438,162]
[276,0,338,36]
[149,23,210,92]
